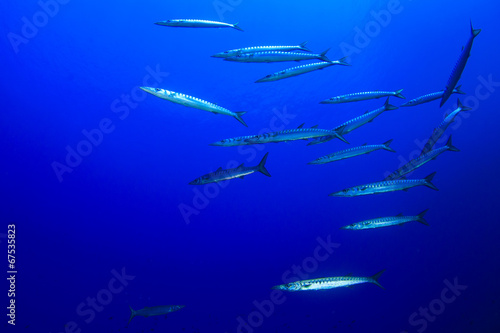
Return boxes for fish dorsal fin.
[237,163,244,168]
[216,167,223,172]
[311,125,318,129]
[362,143,368,146]
[297,123,305,129]
[345,273,353,277]
[461,46,464,51]
[396,213,403,216]
[363,110,371,114]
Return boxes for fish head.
[209,138,240,147]
[154,20,174,26]
[340,224,356,230]
[211,50,236,58]
[255,73,278,83]
[140,86,176,99]
[330,187,360,197]
[272,282,301,292]
[189,176,208,185]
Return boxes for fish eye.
[343,189,348,193]
[155,88,161,92]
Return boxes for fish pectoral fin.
[238,176,245,179]
[402,188,409,192]
[345,285,354,288]
[396,213,403,216]
[216,167,223,171]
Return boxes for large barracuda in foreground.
[307,98,397,146]
[420,99,471,155]
[440,21,481,107]
[272,270,385,291]
[255,58,350,83]
[320,89,405,104]
[155,19,243,31]
[386,136,459,180]
[309,140,395,165]
[140,87,247,127]
[212,42,311,58]
[400,86,465,107]
[340,210,429,230]
[189,153,271,185]
[128,305,184,324]
[210,124,348,147]
[329,172,438,197]
[224,49,331,63]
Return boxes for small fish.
[340,210,429,230]
[255,57,350,83]
[329,172,438,197]
[440,21,481,107]
[189,153,271,185]
[211,42,311,58]
[320,89,405,104]
[140,87,247,127]
[309,140,395,165]
[272,270,385,291]
[223,49,331,63]
[420,99,471,155]
[386,136,459,180]
[128,305,185,325]
[400,86,465,107]
[155,19,243,31]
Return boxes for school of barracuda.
[131,17,481,324]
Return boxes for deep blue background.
[1,0,499,332]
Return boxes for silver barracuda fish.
[223,49,331,63]
[329,172,438,197]
[420,99,471,155]
[272,270,385,291]
[320,89,405,104]
[140,87,247,127]
[255,57,350,83]
[440,21,481,107]
[128,305,185,324]
[386,136,459,180]
[189,153,271,185]
[211,41,311,58]
[210,124,348,147]
[154,19,243,31]
[309,140,395,165]
[400,86,465,107]
[340,210,429,230]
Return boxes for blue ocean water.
[2,0,500,332]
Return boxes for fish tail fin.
[470,20,481,37]
[337,56,351,66]
[299,41,312,52]
[382,139,396,152]
[256,152,271,177]
[417,209,430,226]
[370,269,386,289]
[333,128,349,144]
[232,22,244,32]
[234,111,248,127]
[457,98,472,112]
[319,48,331,62]
[424,172,439,191]
[127,306,136,325]
[384,97,398,111]
[445,135,460,152]
[455,85,466,95]
[394,89,405,99]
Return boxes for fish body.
[212,42,311,58]
[255,58,350,83]
[320,89,405,104]
[128,305,184,324]
[386,136,459,180]
[309,140,395,165]
[420,99,471,155]
[224,49,330,63]
[341,210,429,230]
[272,270,385,291]
[189,153,271,185]
[400,86,465,107]
[329,172,438,197]
[440,21,481,107]
[140,87,247,127]
[155,19,243,31]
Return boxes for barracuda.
[154,19,243,31]
[320,89,405,104]
[223,49,331,63]
[440,21,481,107]
[420,99,471,155]
[255,57,350,83]
[400,86,465,107]
[189,153,271,185]
[211,41,311,58]
[386,136,459,180]
[272,270,385,291]
[329,172,438,197]
[140,87,247,127]
[209,124,348,147]
[340,210,429,230]
[309,140,395,165]
[128,305,184,325]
